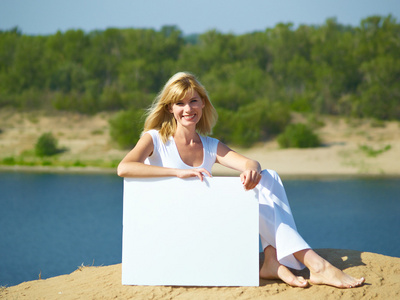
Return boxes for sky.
[0,0,399,36]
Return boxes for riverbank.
[1,249,399,300]
[1,110,399,177]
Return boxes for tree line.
[0,15,399,146]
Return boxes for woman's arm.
[216,142,262,190]
[117,133,211,181]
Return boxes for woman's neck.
[174,126,200,145]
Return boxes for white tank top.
[144,129,219,173]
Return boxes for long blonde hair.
[143,72,218,143]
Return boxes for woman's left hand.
[240,169,261,191]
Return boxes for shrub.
[35,132,60,156]
[213,101,291,147]
[73,160,86,167]
[2,156,16,165]
[109,109,145,149]
[277,123,320,148]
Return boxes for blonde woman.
[118,72,365,288]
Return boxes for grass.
[72,160,86,167]
[0,139,120,169]
[77,260,97,271]
[0,155,118,170]
[358,144,392,157]
[306,114,325,129]
[370,119,386,128]
[91,129,104,135]
[339,143,392,174]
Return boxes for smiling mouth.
[183,114,196,120]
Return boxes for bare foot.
[260,246,309,288]
[309,260,365,288]
[296,249,365,289]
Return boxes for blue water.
[286,178,400,256]
[0,172,399,287]
[0,172,123,287]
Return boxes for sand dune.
[1,249,399,299]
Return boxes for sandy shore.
[1,249,399,299]
[0,110,400,177]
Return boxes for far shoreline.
[0,165,117,175]
[1,112,399,181]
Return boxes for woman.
[118,72,365,288]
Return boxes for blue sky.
[1,0,399,35]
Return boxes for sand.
[1,249,399,299]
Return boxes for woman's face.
[170,90,205,129]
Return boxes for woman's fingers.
[196,170,204,181]
[195,168,212,181]
[241,170,261,191]
[177,168,212,182]
[201,168,212,178]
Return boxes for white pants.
[257,169,310,270]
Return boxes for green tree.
[35,132,60,156]
[109,109,145,148]
[1,17,399,127]
[357,56,400,119]
[213,101,290,147]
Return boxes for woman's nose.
[184,103,192,111]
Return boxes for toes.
[290,276,309,288]
[299,280,309,288]
[297,276,309,286]
[356,277,365,286]
[347,277,365,288]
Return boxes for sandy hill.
[1,249,399,299]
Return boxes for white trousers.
[257,169,310,270]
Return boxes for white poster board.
[122,177,259,286]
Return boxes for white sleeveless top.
[144,129,219,173]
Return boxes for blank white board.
[122,177,259,286]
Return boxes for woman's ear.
[166,104,173,114]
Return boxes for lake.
[0,171,399,287]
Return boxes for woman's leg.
[260,245,308,287]
[257,169,365,288]
[294,249,365,288]
[258,169,310,270]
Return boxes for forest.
[0,15,399,147]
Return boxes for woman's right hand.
[175,168,212,182]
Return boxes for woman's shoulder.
[143,129,159,136]
[142,129,162,147]
[201,135,220,150]
[143,129,163,141]
[202,134,220,143]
